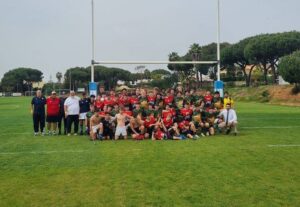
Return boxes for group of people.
[31,87,238,141]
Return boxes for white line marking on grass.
[268,145,300,147]
[0,150,87,155]
[241,126,300,129]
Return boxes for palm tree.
[188,43,202,88]
[56,72,62,83]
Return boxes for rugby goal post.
[90,0,223,95]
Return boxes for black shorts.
[46,115,59,123]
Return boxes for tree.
[1,68,43,92]
[168,52,194,88]
[56,72,63,83]
[200,42,231,80]
[187,43,202,87]
[221,37,256,86]
[244,31,300,84]
[278,50,300,93]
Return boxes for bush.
[291,84,300,95]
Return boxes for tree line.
[1,30,300,93]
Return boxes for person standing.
[46,91,60,135]
[64,90,80,136]
[79,92,90,135]
[223,91,234,109]
[58,91,67,135]
[31,90,46,136]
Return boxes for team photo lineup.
[31,86,237,141]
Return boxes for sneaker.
[200,133,206,137]
[67,133,71,136]
[226,128,231,135]
[34,132,38,136]
[97,134,104,140]
[48,131,52,136]
[206,132,210,136]
[41,132,45,136]
[74,133,78,136]
[194,135,200,140]
[52,131,56,136]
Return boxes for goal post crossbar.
[92,60,218,65]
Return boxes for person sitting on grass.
[218,103,238,136]
[202,108,218,136]
[130,113,147,140]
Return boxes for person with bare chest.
[89,113,103,140]
[115,108,132,140]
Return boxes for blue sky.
[0,0,299,81]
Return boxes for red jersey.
[163,117,173,128]
[179,120,190,129]
[98,111,106,116]
[104,98,114,107]
[95,100,104,110]
[162,110,173,118]
[204,95,213,103]
[147,96,156,104]
[123,110,133,117]
[164,95,174,105]
[154,129,164,140]
[46,97,60,116]
[129,97,139,105]
[119,95,128,105]
[180,108,193,117]
[144,116,156,128]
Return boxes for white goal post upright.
[90,0,223,95]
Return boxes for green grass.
[0,97,300,207]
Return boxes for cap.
[51,91,56,94]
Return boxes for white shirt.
[219,109,237,123]
[64,96,80,115]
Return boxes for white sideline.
[0,150,87,155]
[268,145,300,147]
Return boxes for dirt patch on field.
[268,85,300,105]
[230,85,300,106]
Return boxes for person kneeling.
[90,113,104,141]
[218,103,238,136]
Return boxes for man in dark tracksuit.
[58,92,67,135]
[31,90,46,136]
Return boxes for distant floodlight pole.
[91,0,95,82]
[217,0,221,81]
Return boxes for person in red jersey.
[162,104,174,119]
[118,92,129,106]
[46,91,60,135]
[180,103,193,122]
[163,90,174,106]
[144,112,157,137]
[94,95,104,112]
[130,113,146,140]
[152,121,165,140]
[204,90,213,108]
[147,91,156,106]
[129,94,139,110]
